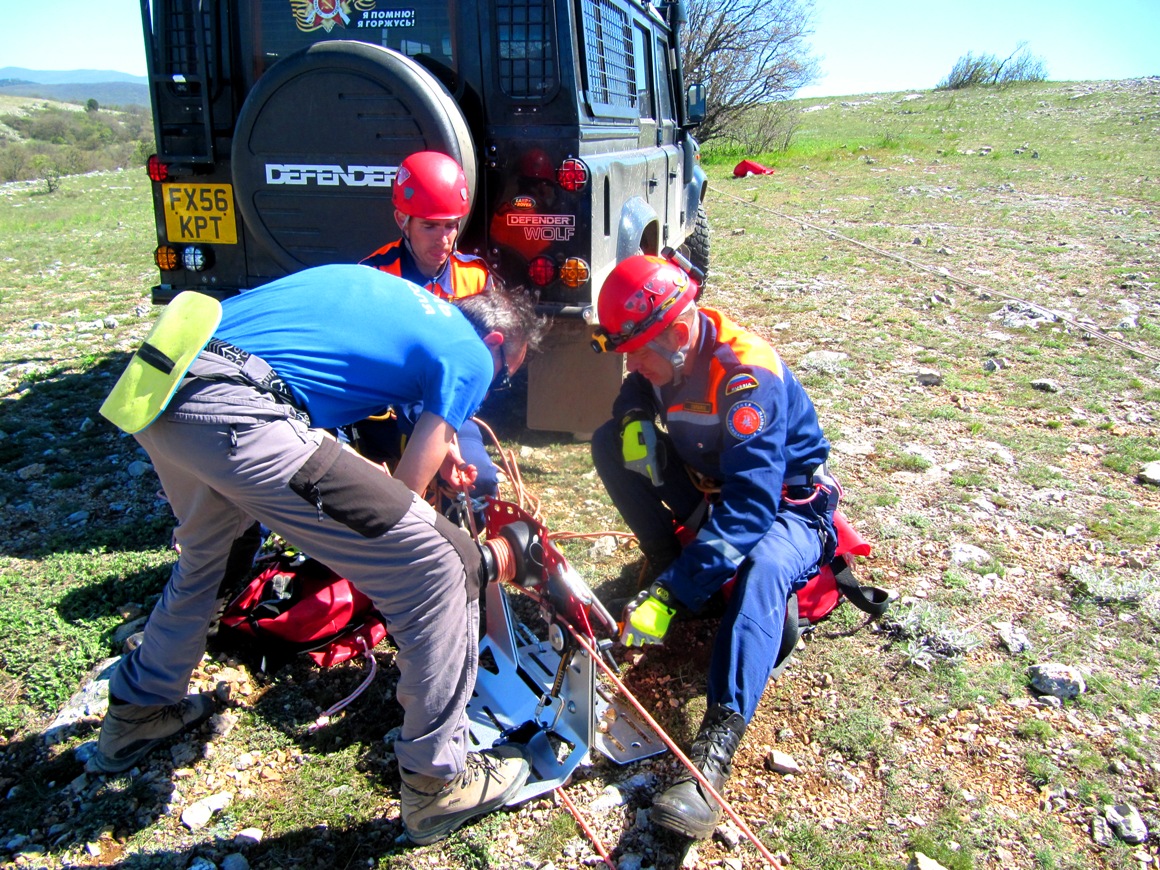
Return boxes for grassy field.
[0,79,1158,869]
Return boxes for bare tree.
[996,43,1047,85]
[681,0,819,145]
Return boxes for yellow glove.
[621,415,663,486]
[620,583,677,647]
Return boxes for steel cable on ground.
[707,184,1160,365]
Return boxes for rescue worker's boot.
[650,704,747,839]
[86,693,216,774]
[400,745,530,845]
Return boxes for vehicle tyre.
[682,202,710,286]
[231,41,476,272]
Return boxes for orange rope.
[483,537,517,584]
[473,416,541,520]
[550,530,637,543]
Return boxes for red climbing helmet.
[392,151,470,221]
[592,253,700,353]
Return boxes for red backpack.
[772,511,888,676]
[219,550,387,670]
[708,510,888,676]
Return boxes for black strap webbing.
[831,555,891,617]
[136,341,176,375]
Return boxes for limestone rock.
[1028,663,1086,699]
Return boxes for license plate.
[162,183,238,244]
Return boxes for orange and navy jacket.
[612,307,829,610]
[360,238,492,302]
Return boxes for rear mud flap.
[526,319,623,439]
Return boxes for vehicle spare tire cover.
[232,41,476,273]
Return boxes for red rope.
[555,786,617,870]
[568,627,784,868]
[465,425,779,864]
[484,537,517,584]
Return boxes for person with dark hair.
[360,150,491,301]
[90,264,547,845]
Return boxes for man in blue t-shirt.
[88,265,546,846]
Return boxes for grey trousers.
[112,355,479,779]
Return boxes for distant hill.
[0,67,146,85]
[0,81,149,108]
[0,68,148,108]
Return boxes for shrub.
[938,43,1047,90]
[32,155,63,193]
[0,142,28,182]
[0,102,155,182]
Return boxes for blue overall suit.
[591,307,836,722]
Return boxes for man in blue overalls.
[590,253,838,840]
[356,151,501,511]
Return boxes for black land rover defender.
[138,0,710,435]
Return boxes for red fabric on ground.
[733,159,775,177]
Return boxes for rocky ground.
[1,341,1157,869]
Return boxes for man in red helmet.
[357,152,502,510]
[361,150,493,301]
[590,253,838,841]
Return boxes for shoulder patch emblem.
[727,401,766,439]
[725,373,759,395]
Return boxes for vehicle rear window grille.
[159,0,216,85]
[579,0,635,115]
[495,0,558,99]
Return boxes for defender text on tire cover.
[232,42,476,272]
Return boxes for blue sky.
[0,0,1157,98]
[798,0,1160,98]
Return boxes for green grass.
[2,78,1159,869]
[817,701,894,762]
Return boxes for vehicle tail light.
[559,257,590,289]
[555,158,588,192]
[182,245,213,272]
[527,256,556,287]
[146,155,169,182]
[155,245,180,271]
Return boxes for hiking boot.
[650,704,747,840]
[400,745,530,845]
[86,693,215,774]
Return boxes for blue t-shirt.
[215,264,493,429]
